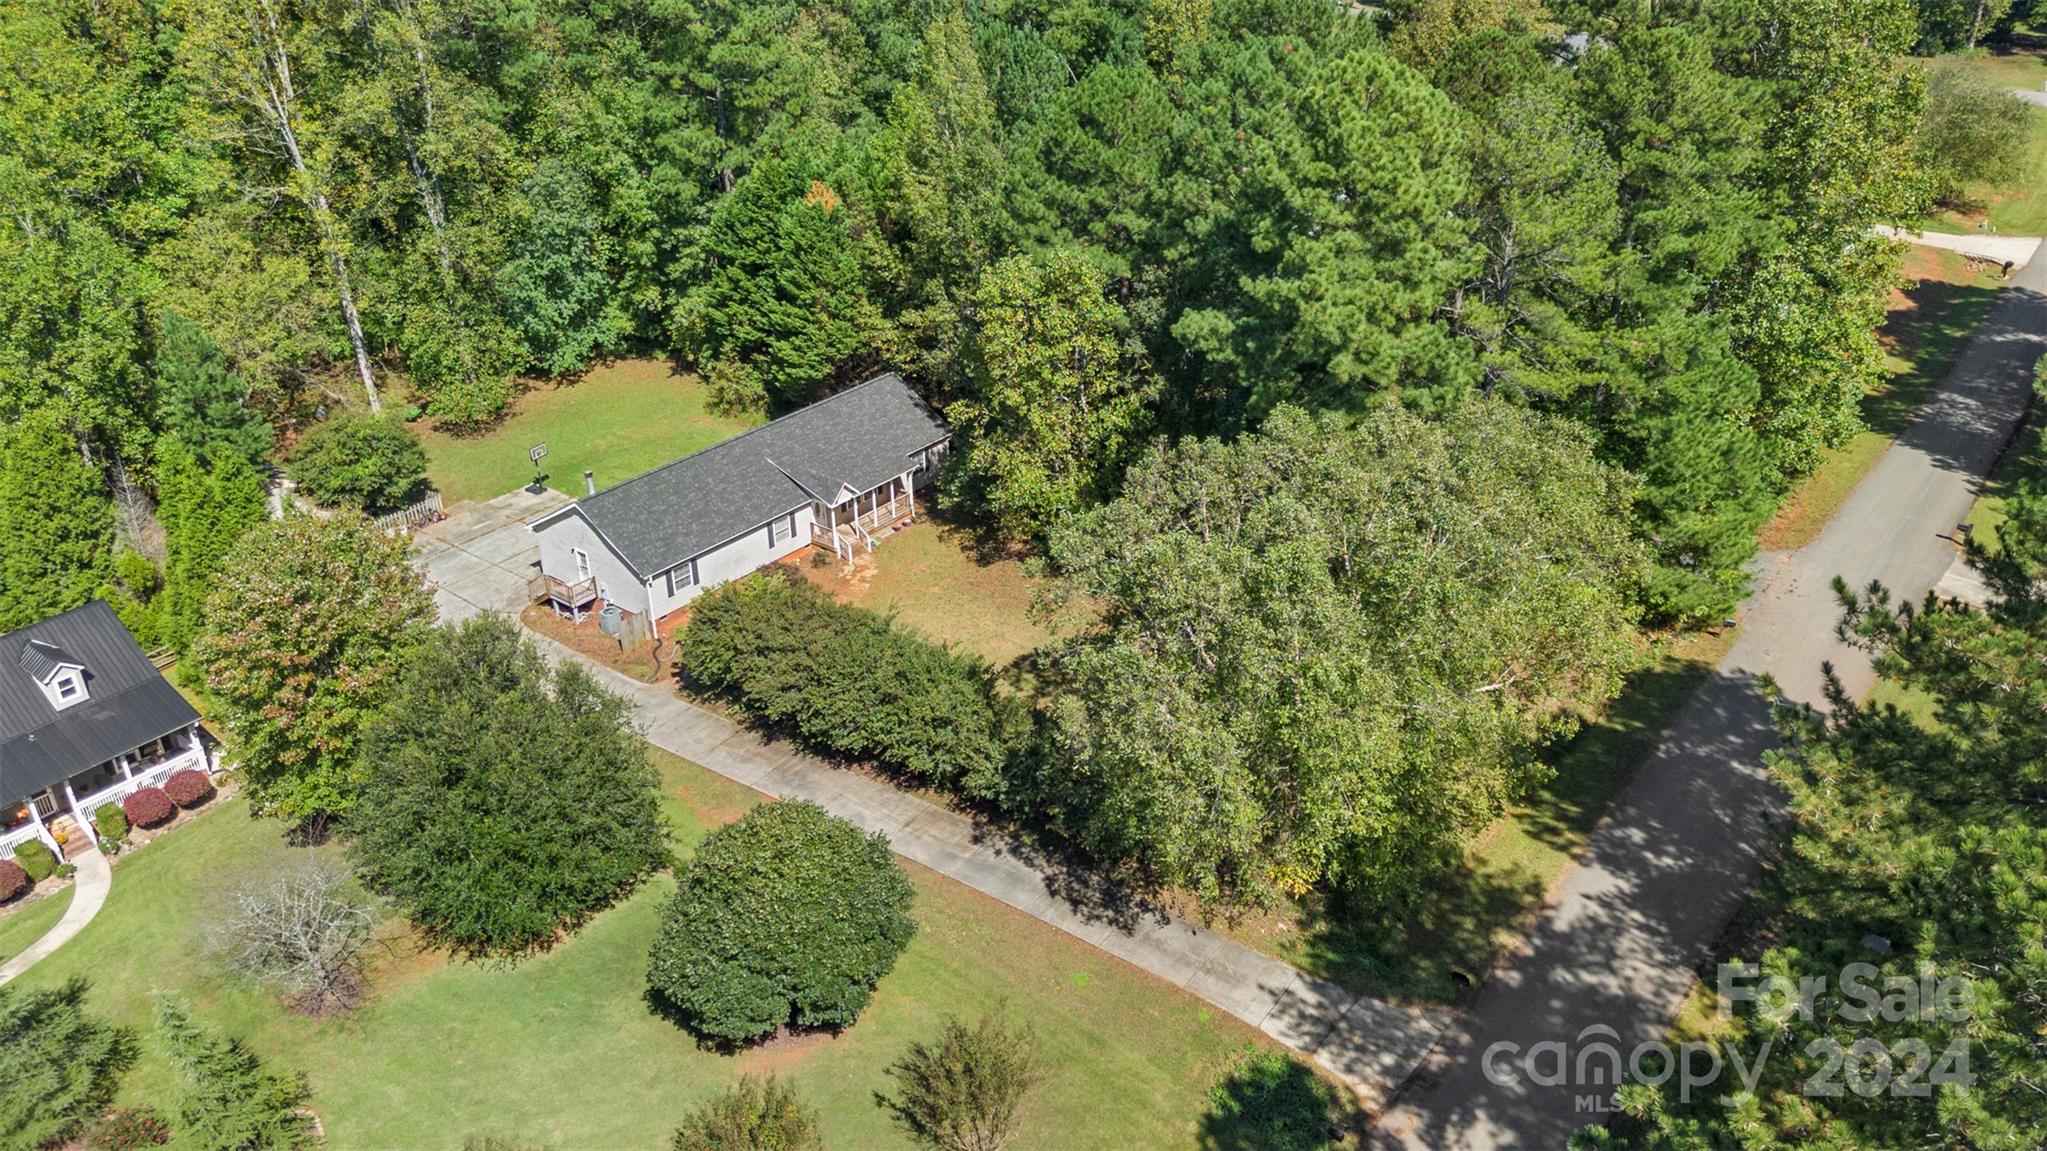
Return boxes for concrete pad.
[696,738,800,789]
[1314,999,1451,1110]
[756,760,847,805]
[467,526,543,566]
[644,707,740,757]
[426,546,496,585]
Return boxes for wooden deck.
[530,572,599,620]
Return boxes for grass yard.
[8,750,1271,1151]
[1215,627,1735,1005]
[0,882,72,964]
[1760,245,2007,550]
[797,517,1080,671]
[418,358,760,505]
[1917,39,2047,237]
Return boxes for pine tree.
[0,406,116,630]
[151,312,273,469]
[157,436,269,652]
[0,979,138,1149]
[154,995,314,1151]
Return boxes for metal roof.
[0,601,201,803]
[534,373,949,578]
[18,639,80,682]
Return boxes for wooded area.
[3,0,1995,637]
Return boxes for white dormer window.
[22,640,89,710]
[39,668,88,710]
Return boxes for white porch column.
[24,799,59,858]
[117,756,133,781]
[64,780,86,829]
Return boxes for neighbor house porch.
[1,722,209,860]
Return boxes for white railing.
[373,490,445,535]
[71,746,206,832]
[0,822,56,862]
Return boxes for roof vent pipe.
[584,469,596,497]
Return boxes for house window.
[665,562,697,598]
[570,547,592,581]
[769,514,795,546]
[55,674,80,699]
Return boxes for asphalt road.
[1370,249,2047,1149]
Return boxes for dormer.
[20,639,89,711]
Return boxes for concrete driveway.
[411,487,570,624]
[1370,227,2047,1148]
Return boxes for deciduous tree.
[1042,402,1643,908]
[194,513,434,826]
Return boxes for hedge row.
[677,571,1028,804]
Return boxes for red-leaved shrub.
[87,1106,172,1150]
[164,768,215,808]
[122,786,175,828]
[0,858,27,902]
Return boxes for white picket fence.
[372,491,445,535]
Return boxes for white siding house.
[528,373,949,629]
[1,601,213,861]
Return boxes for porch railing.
[71,745,206,831]
[0,821,55,862]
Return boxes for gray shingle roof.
[1,600,201,804]
[540,373,949,577]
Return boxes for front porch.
[1,723,209,861]
[810,472,920,561]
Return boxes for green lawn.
[798,517,1081,672]
[1760,245,2006,550]
[419,358,761,504]
[1917,39,2047,237]
[0,882,72,964]
[1217,628,1734,1005]
[9,751,1268,1150]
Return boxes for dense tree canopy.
[1040,401,1644,908]
[0,979,138,1150]
[648,801,915,1043]
[0,0,1940,632]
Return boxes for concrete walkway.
[2009,86,2047,107]
[413,495,1451,1109]
[1371,224,2047,1149]
[0,847,112,985]
[1875,224,2043,268]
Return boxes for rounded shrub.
[122,786,176,829]
[87,1106,172,1150]
[647,801,915,1044]
[164,768,215,808]
[0,857,27,902]
[94,803,129,842]
[14,838,57,883]
[286,413,429,513]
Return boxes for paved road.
[413,497,1451,1110]
[1370,245,2047,1148]
[0,847,111,985]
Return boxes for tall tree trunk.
[254,0,381,413]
